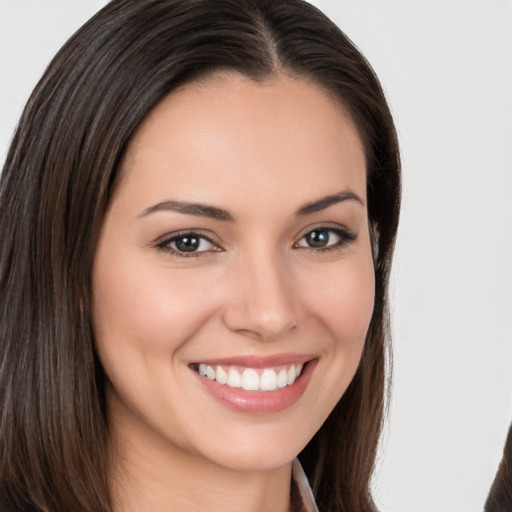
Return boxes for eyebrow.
[139,200,235,221]
[295,190,364,216]
[139,190,364,221]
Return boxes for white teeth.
[227,368,242,388]
[277,369,288,388]
[242,369,259,390]
[260,369,278,391]
[287,365,297,385]
[206,365,216,380]
[215,365,228,385]
[198,363,305,391]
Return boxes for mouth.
[189,355,317,413]
[193,362,305,391]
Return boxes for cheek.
[91,259,222,422]
[92,258,218,357]
[289,256,375,439]
[304,258,375,346]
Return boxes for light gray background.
[1,1,511,511]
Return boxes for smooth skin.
[92,73,375,512]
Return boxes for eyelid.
[295,222,354,240]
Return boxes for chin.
[183,414,320,473]
[202,441,302,473]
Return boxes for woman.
[0,1,400,511]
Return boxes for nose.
[222,251,300,340]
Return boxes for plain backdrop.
[1,1,511,511]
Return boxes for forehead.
[117,73,366,213]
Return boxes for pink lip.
[191,357,318,414]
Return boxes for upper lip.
[190,353,316,368]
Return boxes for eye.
[157,232,220,256]
[295,227,355,250]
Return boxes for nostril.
[221,263,300,338]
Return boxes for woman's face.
[92,73,374,472]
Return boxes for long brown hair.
[485,424,512,512]
[0,1,401,511]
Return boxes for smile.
[197,363,304,391]
[190,355,317,413]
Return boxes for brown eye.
[173,234,202,252]
[296,227,356,250]
[304,230,331,248]
[158,232,218,255]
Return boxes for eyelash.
[156,226,356,258]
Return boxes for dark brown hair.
[0,1,400,511]
[485,424,512,512]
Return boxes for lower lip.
[192,360,317,413]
